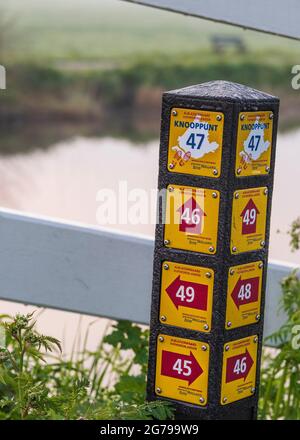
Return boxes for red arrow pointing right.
[226,349,254,383]
[231,276,260,309]
[161,350,203,386]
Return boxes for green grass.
[2,0,299,64]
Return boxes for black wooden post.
[147,81,279,420]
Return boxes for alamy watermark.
[0,64,6,89]
[291,65,300,90]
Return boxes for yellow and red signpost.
[147,81,279,419]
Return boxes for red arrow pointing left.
[166,275,208,311]
[161,350,203,386]
[231,276,260,309]
[226,349,254,383]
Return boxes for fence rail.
[0,208,298,343]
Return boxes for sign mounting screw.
[240,114,245,120]
[209,246,215,253]
[212,192,218,198]
[216,114,222,121]
[235,192,240,199]
[201,345,207,351]
[223,397,228,403]
[168,163,175,170]
[265,166,270,173]
[160,315,167,322]
[260,240,265,247]
[227,321,232,328]
[225,345,230,351]
[258,262,263,269]
[156,387,162,394]
[232,246,237,253]
[159,336,164,343]
[205,272,212,278]
[199,397,205,403]
[172,110,177,116]
[264,188,268,195]
[236,168,242,175]
[230,269,235,275]
[213,168,218,175]
[256,314,260,321]
[168,186,174,192]
[163,263,169,270]
[251,387,256,394]
[203,324,209,331]
[254,336,258,343]
[164,239,170,246]
[269,113,273,119]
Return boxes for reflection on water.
[0,128,299,349]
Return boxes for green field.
[2,0,299,63]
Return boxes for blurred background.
[0,0,299,349]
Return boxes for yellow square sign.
[226,262,263,330]
[230,187,268,254]
[221,336,258,405]
[155,334,209,406]
[235,111,273,177]
[168,107,224,177]
[164,185,220,254]
[160,261,214,332]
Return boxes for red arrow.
[166,275,208,311]
[231,276,260,309]
[240,198,260,235]
[226,349,254,383]
[177,196,206,234]
[161,350,203,386]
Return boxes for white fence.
[0,208,297,343]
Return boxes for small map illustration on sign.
[236,111,273,177]
[168,108,224,177]
[175,115,219,159]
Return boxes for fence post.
[147,81,279,419]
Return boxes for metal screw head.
[201,345,207,351]
[205,272,212,279]
[229,269,235,276]
[260,240,265,247]
[209,246,215,253]
[213,169,218,176]
[269,113,274,120]
[156,387,162,394]
[265,166,270,173]
[227,321,232,328]
[251,387,256,394]
[258,262,263,269]
[168,163,175,170]
[240,114,245,121]
[236,168,242,175]
[168,186,174,192]
[264,188,268,195]
[212,191,218,198]
[223,397,228,403]
[172,109,177,116]
[160,315,167,322]
[235,192,240,199]
[256,314,260,321]
[203,324,209,331]
[199,397,205,403]
[159,336,164,343]
[216,114,222,121]
[225,345,230,351]
[163,263,169,270]
[164,239,170,246]
[232,246,237,253]
[254,336,258,343]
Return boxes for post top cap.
[165,80,279,102]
